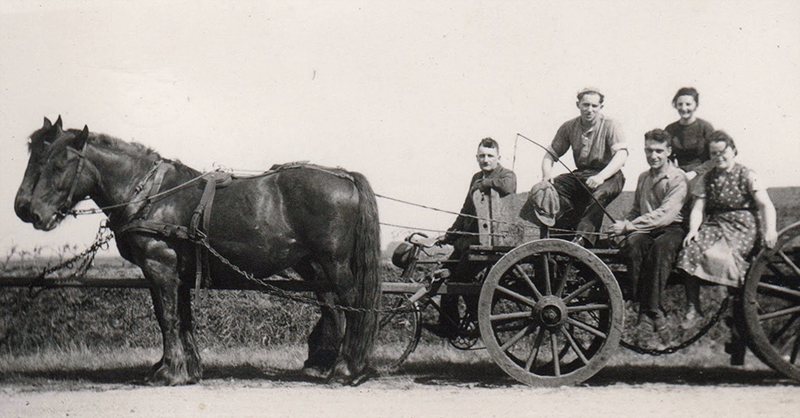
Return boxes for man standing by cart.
[433,137,517,337]
[609,129,688,331]
[542,88,628,246]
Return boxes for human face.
[673,95,698,123]
[576,93,603,125]
[476,145,499,172]
[644,139,671,171]
[709,140,736,171]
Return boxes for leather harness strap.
[116,167,232,291]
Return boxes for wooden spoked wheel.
[478,239,624,386]
[373,293,421,372]
[742,221,800,381]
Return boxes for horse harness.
[112,161,354,292]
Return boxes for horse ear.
[72,125,89,149]
[43,117,52,129]
[55,115,63,128]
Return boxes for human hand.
[763,228,778,249]
[470,179,485,193]
[683,229,699,247]
[586,175,604,189]
[608,221,627,236]
[434,234,449,247]
[685,171,698,181]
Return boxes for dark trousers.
[440,236,479,329]
[622,223,686,313]
[553,170,625,245]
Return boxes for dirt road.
[2,369,798,418]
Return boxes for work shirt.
[548,115,627,172]
[625,164,688,232]
[446,165,517,241]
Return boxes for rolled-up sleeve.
[606,119,627,154]
[548,123,572,158]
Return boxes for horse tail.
[345,171,382,375]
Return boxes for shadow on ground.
[1,362,797,388]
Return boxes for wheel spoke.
[777,250,800,277]
[566,317,607,339]
[514,265,544,300]
[491,311,533,322]
[525,328,544,371]
[550,332,561,377]
[554,260,573,297]
[758,281,800,300]
[497,285,537,308]
[791,335,800,365]
[539,254,552,295]
[759,305,800,321]
[561,328,589,365]
[567,303,609,313]
[500,323,535,352]
[563,278,599,304]
[769,315,799,344]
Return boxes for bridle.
[58,138,91,217]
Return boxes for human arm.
[542,124,571,182]
[683,197,705,246]
[586,149,628,189]
[754,190,778,248]
[478,168,517,196]
[586,119,628,189]
[626,175,688,232]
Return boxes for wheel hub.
[533,296,567,328]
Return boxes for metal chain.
[37,221,115,279]
[619,296,730,356]
[197,237,417,314]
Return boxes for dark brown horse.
[14,116,64,222]
[16,122,382,385]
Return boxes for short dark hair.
[672,87,700,106]
[479,137,499,151]
[709,130,738,156]
[577,88,605,104]
[644,129,673,145]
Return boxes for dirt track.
[1,366,798,418]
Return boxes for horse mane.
[87,131,199,176]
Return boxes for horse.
[14,116,64,222]
[16,122,382,385]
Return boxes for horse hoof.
[301,366,330,380]
[348,368,375,386]
[147,364,194,386]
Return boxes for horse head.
[14,116,67,222]
[28,125,93,231]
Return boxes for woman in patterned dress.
[676,131,777,321]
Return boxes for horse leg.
[303,292,343,379]
[141,252,193,386]
[294,262,342,378]
[178,285,202,382]
[147,287,166,375]
[324,260,373,383]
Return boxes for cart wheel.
[372,293,421,372]
[478,239,624,386]
[742,221,800,381]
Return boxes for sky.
[1,0,799,257]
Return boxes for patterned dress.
[676,163,761,287]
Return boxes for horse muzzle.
[30,210,63,231]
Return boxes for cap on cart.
[527,180,560,227]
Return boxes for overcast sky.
[1,0,799,256]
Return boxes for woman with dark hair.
[676,131,777,321]
[665,87,715,181]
